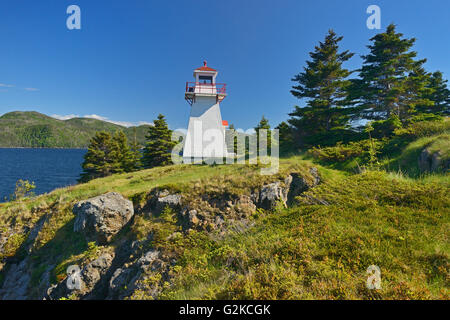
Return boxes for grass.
[382,133,450,176]
[153,170,449,300]
[0,155,448,300]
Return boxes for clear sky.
[0,0,449,129]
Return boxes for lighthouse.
[183,61,228,163]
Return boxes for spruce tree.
[79,131,122,182]
[288,30,354,147]
[114,130,138,172]
[353,24,433,122]
[142,114,176,168]
[128,127,142,171]
[420,71,450,115]
[276,121,294,155]
[254,116,271,154]
[226,124,238,156]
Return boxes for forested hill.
[0,111,151,148]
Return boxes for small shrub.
[370,115,403,138]
[11,179,36,200]
[395,119,450,139]
[309,140,382,164]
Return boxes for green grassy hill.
[0,156,448,300]
[0,111,151,148]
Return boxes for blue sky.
[0,0,449,129]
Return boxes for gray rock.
[431,151,442,171]
[107,249,164,300]
[286,170,320,205]
[0,258,31,300]
[418,148,448,173]
[73,192,134,244]
[235,195,256,217]
[309,167,321,185]
[108,267,137,299]
[214,215,225,227]
[81,253,114,290]
[259,182,285,210]
[188,209,200,226]
[154,194,182,214]
[137,250,160,267]
[141,189,182,216]
[37,264,55,300]
[25,214,48,253]
[258,168,321,210]
[418,148,432,172]
[47,252,115,300]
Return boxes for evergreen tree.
[254,116,271,154]
[288,30,354,147]
[419,71,450,115]
[114,130,140,172]
[79,131,122,182]
[142,114,176,168]
[275,121,295,155]
[226,124,238,156]
[128,127,142,171]
[353,24,433,122]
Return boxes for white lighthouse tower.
[183,61,228,163]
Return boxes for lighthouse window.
[199,75,213,84]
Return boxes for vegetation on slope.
[0,23,448,300]
[0,111,150,148]
[0,157,448,300]
[307,118,450,176]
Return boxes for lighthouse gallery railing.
[185,82,226,95]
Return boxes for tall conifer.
[353,24,433,122]
[289,30,354,146]
[79,131,122,182]
[255,116,271,154]
[420,71,450,115]
[142,114,176,168]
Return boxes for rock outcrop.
[0,258,31,300]
[47,251,115,300]
[258,168,321,210]
[73,192,134,244]
[418,148,449,173]
[81,253,115,294]
[1,168,322,300]
[142,189,182,216]
[107,249,168,300]
[181,168,321,230]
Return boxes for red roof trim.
[195,60,216,72]
[195,66,216,71]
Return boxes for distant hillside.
[0,111,151,148]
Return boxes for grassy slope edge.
[0,156,448,299]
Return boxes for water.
[0,148,86,201]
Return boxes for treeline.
[275,24,449,155]
[81,113,273,181]
[81,24,449,180]
[80,114,175,182]
[0,111,151,148]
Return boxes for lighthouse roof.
[195,61,216,72]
